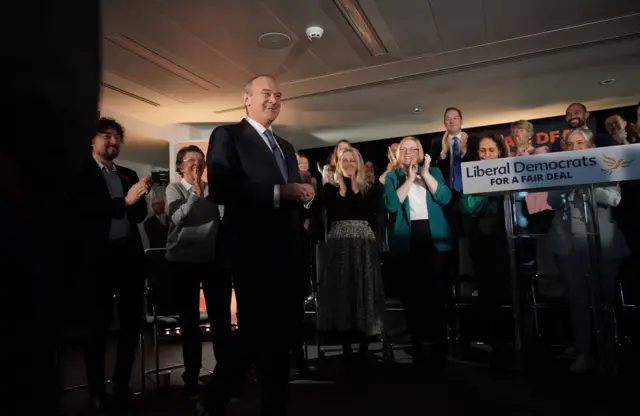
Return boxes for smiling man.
[552,102,614,151]
[201,75,314,416]
[76,118,151,415]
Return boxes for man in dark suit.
[76,117,150,415]
[199,75,314,416]
[429,108,477,236]
[428,108,475,360]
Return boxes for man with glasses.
[75,117,150,415]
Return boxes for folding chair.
[140,248,210,392]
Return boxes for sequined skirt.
[317,220,385,336]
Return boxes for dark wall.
[299,104,638,178]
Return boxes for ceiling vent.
[258,32,292,50]
[101,83,161,107]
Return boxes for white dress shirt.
[446,133,467,162]
[245,116,285,208]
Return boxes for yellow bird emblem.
[601,154,633,175]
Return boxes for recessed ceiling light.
[412,107,423,114]
[257,32,292,50]
[599,78,616,85]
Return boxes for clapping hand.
[387,146,397,165]
[441,133,450,157]
[460,131,469,154]
[408,162,418,182]
[192,165,205,196]
[125,176,150,206]
[350,172,358,193]
[613,128,628,144]
[336,170,346,192]
[423,153,431,169]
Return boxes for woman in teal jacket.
[384,136,452,367]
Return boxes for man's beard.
[568,118,585,128]
[101,148,118,161]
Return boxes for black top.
[323,178,382,232]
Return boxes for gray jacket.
[165,180,222,263]
[547,184,629,260]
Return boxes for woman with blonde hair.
[319,140,352,185]
[318,147,385,365]
[384,136,453,368]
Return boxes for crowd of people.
[70,72,639,416]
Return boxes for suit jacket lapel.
[240,119,285,184]
[274,134,295,183]
[114,165,133,192]
[86,155,112,201]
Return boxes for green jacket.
[459,194,506,237]
[384,166,453,253]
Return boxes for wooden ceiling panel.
[151,0,309,78]
[102,39,211,104]
[484,0,640,42]
[118,9,251,89]
[428,0,487,50]
[373,0,442,57]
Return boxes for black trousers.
[84,239,145,397]
[203,259,292,416]
[168,261,232,386]
[468,234,511,351]
[397,220,451,361]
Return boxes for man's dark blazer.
[75,154,148,261]
[207,119,303,273]
[143,215,169,249]
[429,136,477,239]
[429,135,477,186]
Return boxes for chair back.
[145,248,179,317]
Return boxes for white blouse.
[408,176,429,220]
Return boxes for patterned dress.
[317,180,385,337]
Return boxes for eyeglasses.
[98,132,123,142]
[183,158,205,166]
[400,148,419,154]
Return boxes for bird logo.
[601,154,633,175]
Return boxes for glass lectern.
[462,143,640,376]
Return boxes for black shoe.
[87,395,111,416]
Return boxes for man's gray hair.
[244,74,275,95]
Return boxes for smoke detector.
[306,26,324,40]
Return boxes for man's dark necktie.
[452,136,462,192]
[264,129,288,182]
